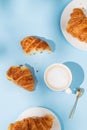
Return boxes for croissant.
[20,36,51,55]
[8,115,54,130]
[6,65,35,91]
[66,8,87,42]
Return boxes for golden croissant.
[6,65,35,91]
[20,36,51,55]
[8,115,54,130]
[66,8,87,42]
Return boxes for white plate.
[17,107,61,130]
[60,0,87,50]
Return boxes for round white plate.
[60,0,87,50]
[17,107,61,130]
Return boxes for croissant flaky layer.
[20,36,51,54]
[66,8,87,42]
[6,66,35,91]
[8,115,54,130]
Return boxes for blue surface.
[0,0,87,130]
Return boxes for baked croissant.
[66,8,87,42]
[20,36,51,55]
[6,65,35,91]
[8,115,54,130]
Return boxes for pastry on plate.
[8,115,54,130]
[20,36,51,55]
[6,65,35,91]
[66,8,87,42]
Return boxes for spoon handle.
[69,97,79,119]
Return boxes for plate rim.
[60,0,87,51]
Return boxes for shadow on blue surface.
[33,35,56,52]
[40,106,64,130]
[63,61,84,94]
[19,63,38,91]
[0,0,10,5]
[0,43,8,57]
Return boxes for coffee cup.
[44,63,72,94]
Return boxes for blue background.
[0,0,87,130]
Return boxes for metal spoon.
[69,88,84,119]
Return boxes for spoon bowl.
[69,88,84,119]
[76,88,84,98]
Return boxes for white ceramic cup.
[44,63,72,94]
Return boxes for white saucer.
[17,107,61,130]
[60,0,87,50]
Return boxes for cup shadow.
[33,35,56,52]
[63,61,84,94]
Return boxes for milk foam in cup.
[44,64,72,93]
